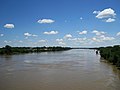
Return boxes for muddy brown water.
[0,49,120,90]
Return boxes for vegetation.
[99,45,120,68]
[0,45,71,55]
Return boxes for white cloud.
[4,40,12,43]
[92,35,115,42]
[24,32,38,37]
[4,24,14,29]
[64,34,72,38]
[93,8,116,22]
[92,30,105,35]
[43,31,58,35]
[68,38,77,41]
[38,40,47,43]
[32,34,38,37]
[105,18,115,22]
[116,32,120,36]
[68,37,87,42]
[0,34,4,36]
[80,17,83,20]
[79,30,87,35]
[38,19,55,24]
[58,42,66,45]
[25,37,28,39]
[93,11,100,14]
[56,38,65,45]
[24,32,32,36]
[101,35,115,41]
[92,37,100,42]
[4,40,8,43]
[94,8,116,19]
[56,39,63,42]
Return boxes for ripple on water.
[0,49,120,90]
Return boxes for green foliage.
[99,45,120,68]
[0,45,71,55]
[0,45,12,55]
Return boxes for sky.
[0,0,120,47]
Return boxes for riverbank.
[0,45,72,55]
[99,45,120,69]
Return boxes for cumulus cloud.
[4,40,12,43]
[80,17,83,20]
[116,32,120,36]
[24,32,38,37]
[38,40,47,43]
[64,34,72,38]
[93,8,116,22]
[0,34,4,36]
[92,35,115,42]
[100,35,115,41]
[92,30,105,35]
[105,18,115,22]
[68,37,87,42]
[4,24,14,28]
[56,38,65,45]
[24,33,32,36]
[95,8,116,19]
[92,37,100,42]
[38,19,55,24]
[58,42,66,45]
[93,11,100,14]
[67,37,88,46]
[56,39,63,42]
[32,34,38,37]
[79,30,87,35]
[43,31,58,35]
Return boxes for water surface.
[0,49,120,90]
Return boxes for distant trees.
[99,45,120,68]
[0,45,71,55]
[0,45,12,55]
[5,45,12,54]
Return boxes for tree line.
[0,45,71,55]
[99,45,120,68]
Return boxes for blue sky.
[0,0,120,47]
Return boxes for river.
[0,49,120,90]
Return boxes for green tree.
[4,45,12,54]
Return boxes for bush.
[99,45,120,68]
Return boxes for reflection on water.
[0,49,120,90]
